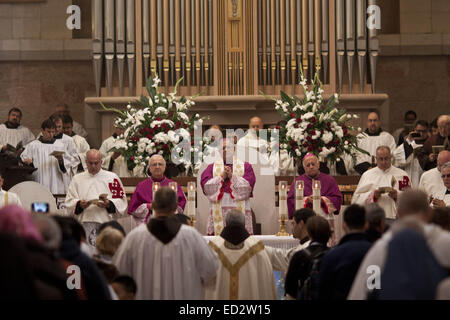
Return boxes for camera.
[31,202,50,213]
[410,132,421,138]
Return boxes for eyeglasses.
[442,174,450,178]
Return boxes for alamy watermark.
[65,5,381,31]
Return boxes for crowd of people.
[0,105,449,300]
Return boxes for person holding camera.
[393,120,429,188]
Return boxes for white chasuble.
[205,236,277,300]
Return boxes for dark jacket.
[59,239,111,300]
[285,242,328,299]
[317,232,372,300]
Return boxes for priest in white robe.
[55,103,88,139]
[419,150,450,197]
[0,173,22,207]
[62,115,90,171]
[393,120,429,188]
[352,146,411,220]
[0,107,35,150]
[201,138,256,235]
[20,119,68,195]
[65,149,127,246]
[236,117,269,155]
[99,127,134,177]
[354,112,397,175]
[114,187,218,300]
[205,209,276,300]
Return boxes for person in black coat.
[317,204,372,300]
[284,216,331,299]
[53,216,112,300]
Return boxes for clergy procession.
[2,0,450,306]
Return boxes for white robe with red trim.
[351,166,411,219]
[64,169,127,224]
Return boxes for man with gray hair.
[352,146,411,220]
[364,203,386,243]
[419,150,450,198]
[128,154,186,226]
[205,209,277,300]
[348,189,450,299]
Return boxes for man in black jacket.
[317,204,372,300]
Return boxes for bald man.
[419,150,450,198]
[128,155,186,225]
[65,149,128,246]
[417,115,450,171]
[236,116,269,158]
[352,146,411,220]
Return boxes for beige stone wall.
[400,0,450,34]
[0,60,96,144]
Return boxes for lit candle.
[279,181,288,218]
[187,181,196,220]
[295,180,304,210]
[312,179,321,215]
[152,182,161,199]
[169,181,177,192]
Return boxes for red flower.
[161,123,166,129]
[307,124,313,129]
[290,113,296,118]
[156,117,162,121]
[169,111,174,117]
[296,117,301,123]
[306,136,312,141]
[146,134,153,139]
[303,142,308,147]
[311,117,316,123]
[130,156,135,161]
[290,140,296,146]
[308,146,314,151]
[309,130,316,136]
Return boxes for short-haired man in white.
[0,107,35,150]
[354,111,397,175]
[348,189,450,299]
[419,150,450,198]
[55,103,88,139]
[205,209,276,300]
[114,186,218,300]
[352,146,411,221]
[65,149,127,246]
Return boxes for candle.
[295,180,304,210]
[152,182,161,199]
[312,179,321,215]
[187,182,196,219]
[169,181,177,192]
[279,181,288,218]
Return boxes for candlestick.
[187,182,196,226]
[312,179,321,215]
[277,181,289,236]
[295,180,304,210]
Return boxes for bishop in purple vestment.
[287,154,342,218]
[128,155,186,225]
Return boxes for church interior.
[0,0,450,303]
